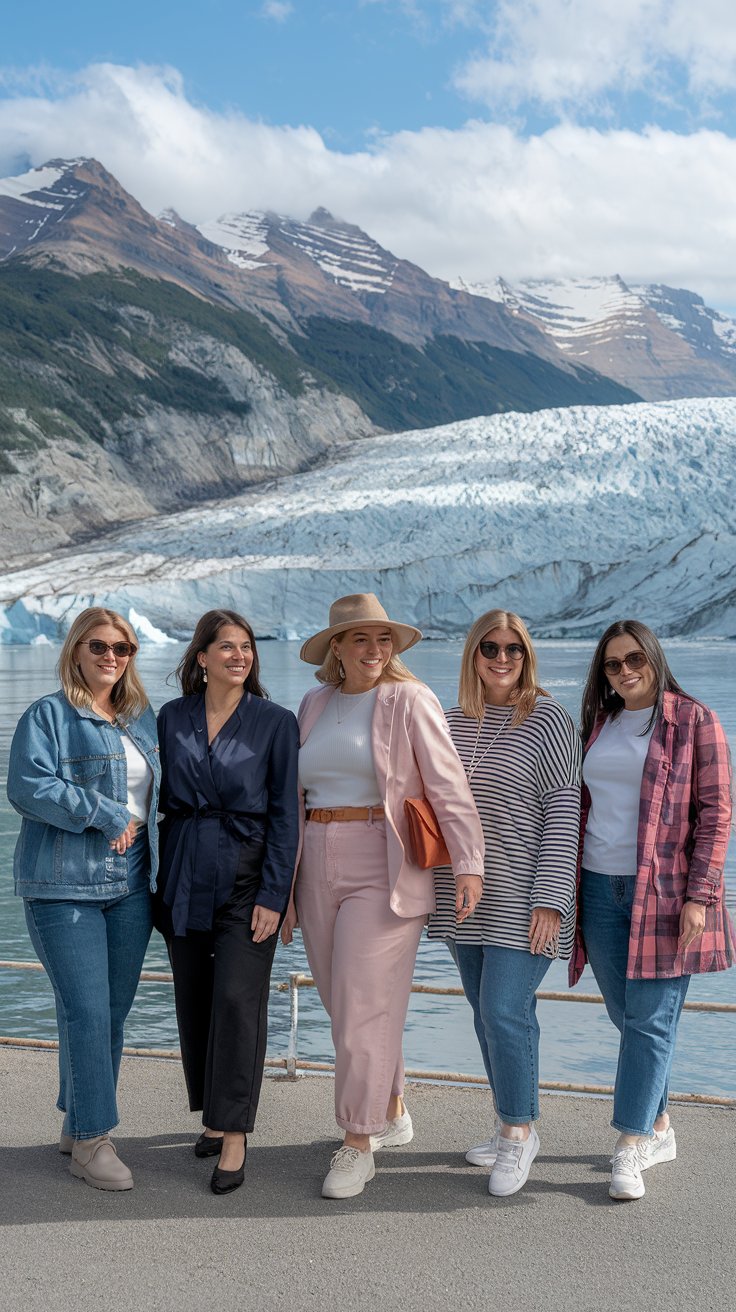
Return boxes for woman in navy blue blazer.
[155,609,299,1195]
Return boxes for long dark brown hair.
[581,619,687,741]
[176,610,268,699]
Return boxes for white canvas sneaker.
[369,1107,413,1151]
[609,1145,646,1200]
[321,1146,376,1199]
[465,1121,501,1167]
[488,1125,540,1197]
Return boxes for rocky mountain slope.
[2,397,733,642]
[454,275,736,401]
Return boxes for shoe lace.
[330,1146,363,1172]
[493,1138,524,1173]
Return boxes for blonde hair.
[458,609,548,725]
[58,608,149,722]
[315,629,420,686]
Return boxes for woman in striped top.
[429,609,581,1198]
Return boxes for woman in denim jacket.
[7,607,160,1192]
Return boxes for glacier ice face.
[0,397,734,642]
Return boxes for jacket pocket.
[62,758,109,784]
[49,828,126,887]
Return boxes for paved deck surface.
[0,1047,733,1312]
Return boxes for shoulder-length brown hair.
[58,608,149,722]
[458,609,548,726]
[176,610,268,698]
[581,619,687,741]
[315,630,420,687]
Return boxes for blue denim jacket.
[7,690,160,901]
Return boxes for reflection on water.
[1,639,734,1097]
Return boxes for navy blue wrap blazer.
[156,692,299,936]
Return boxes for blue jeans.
[580,869,690,1136]
[24,836,152,1139]
[455,943,552,1124]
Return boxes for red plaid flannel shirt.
[570,691,735,983]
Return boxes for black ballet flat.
[194,1132,224,1158]
[210,1139,247,1195]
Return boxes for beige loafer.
[70,1135,133,1191]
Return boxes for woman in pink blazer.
[282,594,484,1199]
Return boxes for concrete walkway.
[1,1047,733,1312]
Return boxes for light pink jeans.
[296,817,426,1135]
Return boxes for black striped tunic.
[428,698,582,958]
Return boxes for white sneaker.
[609,1145,645,1200]
[465,1121,501,1167]
[638,1125,676,1171]
[488,1126,539,1197]
[369,1107,413,1151]
[608,1126,676,1171]
[322,1146,376,1199]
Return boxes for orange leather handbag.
[404,796,451,869]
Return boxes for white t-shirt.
[298,688,382,808]
[582,707,655,877]
[122,732,153,823]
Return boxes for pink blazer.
[297,680,485,918]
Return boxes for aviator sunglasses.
[602,650,647,676]
[80,640,137,658]
[478,641,525,661]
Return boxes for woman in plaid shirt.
[572,619,734,1202]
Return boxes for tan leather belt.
[306,806,385,823]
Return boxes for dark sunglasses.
[478,641,525,661]
[603,651,647,676]
[81,640,137,658]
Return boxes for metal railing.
[1,961,735,1109]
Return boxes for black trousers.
[166,841,279,1133]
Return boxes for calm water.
[1,639,734,1097]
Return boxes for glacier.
[0,397,734,643]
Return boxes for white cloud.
[261,1,294,20]
[452,0,736,112]
[1,62,736,309]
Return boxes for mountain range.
[4,156,733,565]
[1,156,735,640]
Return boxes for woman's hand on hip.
[678,900,706,952]
[109,819,138,854]
[280,898,299,946]
[251,904,280,943]
[455,874,483,923]
[529,907,561,955]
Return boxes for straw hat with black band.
[300,594,423,665]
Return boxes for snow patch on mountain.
[282,215,397,293]
[196,205,397,292]
[456,275,648,350]
[455,273,736,367]
[0,160,85,205]
[197,212,270,269]
[0,397,734,643]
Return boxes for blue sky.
[2,2,736,307]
